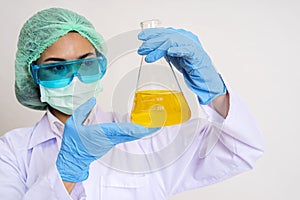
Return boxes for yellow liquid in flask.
[130,90,191,128]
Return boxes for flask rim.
[140,19,161,29]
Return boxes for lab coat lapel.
[26,114,59,187]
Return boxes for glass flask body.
[130,20,191,128]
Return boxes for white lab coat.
[0,87,264,199]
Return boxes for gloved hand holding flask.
[137,27,227,105]
[56,98,158,182]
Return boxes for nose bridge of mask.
[59,77,99,95]
[70,77,100,95]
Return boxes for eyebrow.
[43,52,95,63]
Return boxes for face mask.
[40,77,103,115]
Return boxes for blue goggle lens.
[31,56,107,88]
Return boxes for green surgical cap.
[15,7,106,110]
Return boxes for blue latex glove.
[138,27,227,104]
[56,97,158,182]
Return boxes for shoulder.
[0,126,36,171]
[0,113,48,153]
[0,126,35,153]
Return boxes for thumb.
[167,46,194,59]
[73,97,96,124]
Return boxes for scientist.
[0,7,264,200]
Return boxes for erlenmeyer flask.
[130,19,191,128]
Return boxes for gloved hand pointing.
[56,98,158,182]
[138,27,227,104]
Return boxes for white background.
[0,0,299,199]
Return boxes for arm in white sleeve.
[202,84,264,162]
[0,130,85,200]
[165,85,264,196]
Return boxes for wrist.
[63,181,76,194]
[210,91,230,118]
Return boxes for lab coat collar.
[28,112,58,149]
[28,108,98,150]
[46,108,65,138]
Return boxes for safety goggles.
[31,55,107,88]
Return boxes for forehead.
[39,32,95,60]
